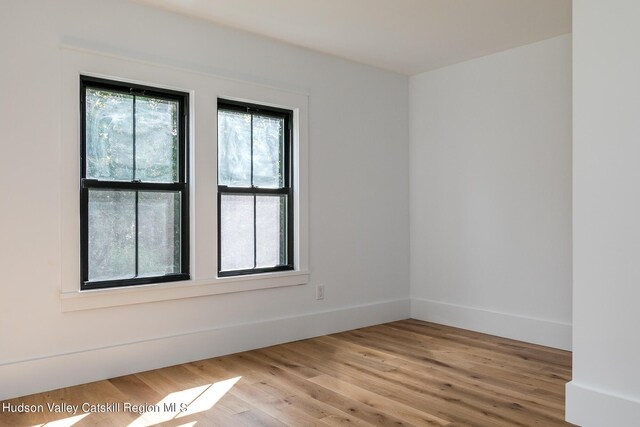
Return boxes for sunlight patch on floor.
[127,376,241,427]
[32,413,89,427]
[177,376,241,419]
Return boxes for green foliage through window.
[81,77,189,289]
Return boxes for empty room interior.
[1,0,639,426]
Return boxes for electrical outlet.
[316,284,325,300]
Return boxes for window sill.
[60,270,309,312]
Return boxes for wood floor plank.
[344,326,570,383]
[381,323,571,373]
[398,320,569,355]
[248,348,418,426]
[336,328,567,394]
[0,319,574,426]
[310,334,566,415]
[400,320,570,360]
[308,375,450,426]
[281,339,534,427]
[317,335,541,398]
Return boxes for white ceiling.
[133,0,571,75]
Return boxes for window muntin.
[80,76,189,290]
[217,100,293,276]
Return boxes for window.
[218,100,294,276]
[80,76,189,290]
[61,50,309,309]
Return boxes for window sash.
[80,76,188,185]
[80,76,190,290]
[217,100,294,277]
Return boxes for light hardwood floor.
[0,319,573,426]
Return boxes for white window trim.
[59,46,309,312]
[60,270,310,312]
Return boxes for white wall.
[409,35,572,350]
[0,0,409,400]
[567,1,640,424]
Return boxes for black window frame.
[217,99,294,277]
[80,75,190,290]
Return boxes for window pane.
[88,190,136,281]
[86,89,134,181]
[218,110,251,187]
[253,115,284,188]
[220,194,254,271]
[256,195,287,268]
[138,192,181,277]
[135,97,179,183]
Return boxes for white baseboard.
[566,381,640,426]
[0,298,410,401]
[410,297,571,350]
